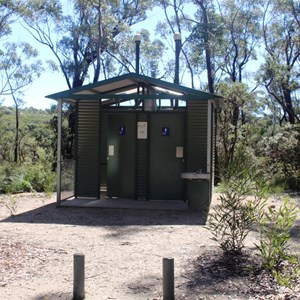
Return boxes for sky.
[1,2,163,110]
[1,38,68,110]
[1,2,72,110]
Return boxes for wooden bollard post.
[73,253,85,300]
[163,257,174,300]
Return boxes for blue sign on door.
[161,127,170,136]
[119,126,126,135]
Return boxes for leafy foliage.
[209,146,266,255]
[20,0,154,88]
[0,162,56,194]
[254,196,299,270]
[0,106,56,194]
[253,124,300,191]
[210,191,255,255]
[4,194,18,216]
[258,0,300,124]
[210,145,300,288]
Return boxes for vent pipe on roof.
[134,34,141,74]
[174,33,181,84]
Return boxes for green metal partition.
[76,100,101,198]
[186,100,208,172]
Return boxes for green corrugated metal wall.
[75,100,210,200]
[186,100,208,172]
[76,100,101,198]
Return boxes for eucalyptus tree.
[0,42,43,163]
[0,0,16,41]
[208,0,262,171]
[155,0,197,87]
[0,0,21,97]
[21,0,153,89]
[216,81,260,165]
[138,31,167,78]
[191,0,219,94]
[215,0,262,83]
[106,29,167,78]
[259,0,300,124]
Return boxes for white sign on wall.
[137,122,148,139]
[108,145,114,156]
[176,146,184,158]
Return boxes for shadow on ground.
[31,292,72,300]
[1,203,208,226]
[290,219,300,239]
[178,249,280,300]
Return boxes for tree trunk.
[196,0,214,94]
[283,87,296,124]
[14,104,19,163]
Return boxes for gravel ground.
[0,192,299,300]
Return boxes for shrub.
[210,190,256,255]
[0,162,56,194]
[4,174,33,194]
[273,256,300,289]
[5,194,18,216]
[254,196,299,270]
[209,146,267,255]
[261,124,300,192]
[43,171,56,196]
[0,163,33,194]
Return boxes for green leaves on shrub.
[4,174,33,194]
[210,145,267,255]
[43,172,56,196]
[254,197,299,270]
[0,162,56,194]
[210,191,256,255]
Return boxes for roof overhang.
[46,73,223,104]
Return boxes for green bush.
[210,191,256,255]
[0,163,32,193]
[0,162,56,194]
[254,196,299,270]
[43,171,56,196]
[260,124,300,192]
[273,256,300,289]
[209,146,267,255]
[4,173,33,194]
[23,164,56,193]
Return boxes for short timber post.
[73,253,85,300]
[163,257,175,300]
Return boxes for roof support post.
[56,99,62,206]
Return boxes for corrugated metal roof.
[46,73,222,102]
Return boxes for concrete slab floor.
[59,196,188,211]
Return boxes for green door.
[149,113,185,200]
[107,114,136,198]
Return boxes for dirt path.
[0,193,299,300]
